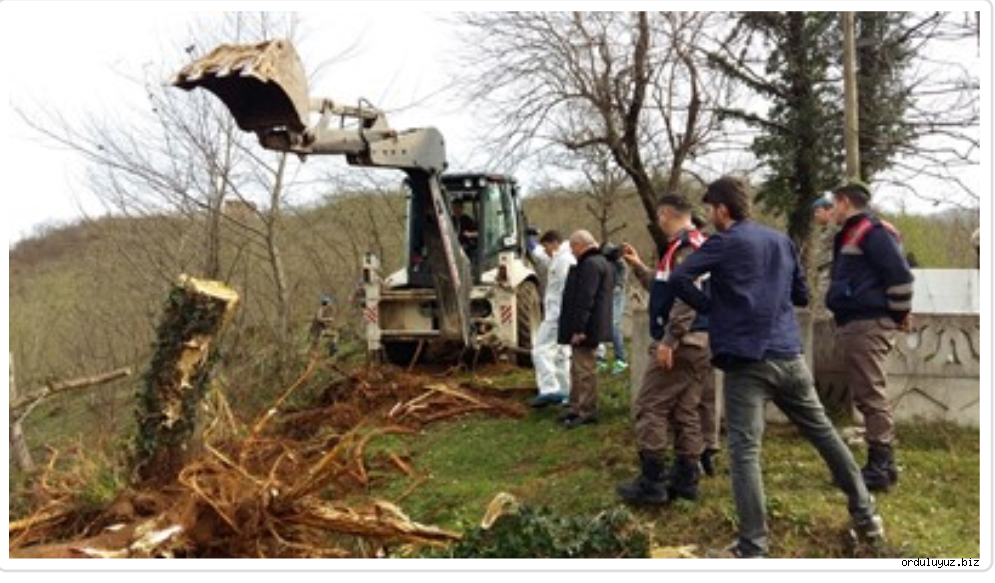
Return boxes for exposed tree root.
[9,365,526,558]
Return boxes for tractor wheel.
[515,280,541,367]
[383,341,421,367]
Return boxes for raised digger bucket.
[172,39,310,135]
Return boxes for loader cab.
[442,174,526,281]
[402,172,526,288]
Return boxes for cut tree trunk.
[132,275,239,485]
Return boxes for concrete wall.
[910,269,979,315]
[628,282,980,428]
[813,313,980,427]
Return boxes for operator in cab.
[452,200,479,256]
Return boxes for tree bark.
[265,153,292,350]
[9,353,33,472]
[132,275,239,484]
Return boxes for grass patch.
[10,356,980,559]
[364,367,982,558]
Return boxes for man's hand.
[570,332,587,346]
[899,313,914,333]
[620,242,642,267]
[656,343,674,370]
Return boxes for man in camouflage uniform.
[616,193,711,505]
[310,295,339,357]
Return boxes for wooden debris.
[481,492,521,530]
[69,517,184,559]
[289,499,460,546]
[10,362,132,474]
[650,544,700,558]
[10,364,526,558]
[388,452,415,477]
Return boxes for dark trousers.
[568,346,598,418]
[633,342,710,456]
[723,356,876,556]
[699,369,719,451]
[836,318,898,444]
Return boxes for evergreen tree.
[852,12,916,181]
[710,12,839,248]
[709,12,918,250]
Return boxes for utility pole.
[842,11,860,179]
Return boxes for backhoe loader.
[172,40,540,365]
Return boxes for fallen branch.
[289,499,460,546]
[9,368,132,416]
[8,504,74,537]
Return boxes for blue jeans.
[723,356,877,556]
[597,288,627,362]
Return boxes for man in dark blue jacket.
[669,176,883,558]
[828,181,914,492]
[557,230,614,428]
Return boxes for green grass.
[10,358,981,559]
[363,367,982,558]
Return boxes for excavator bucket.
[172,39,310,135]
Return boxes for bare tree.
[877,11,980,209]
[15,13,321,360]
[454,12,729,252]
[573,147,630,244]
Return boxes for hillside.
[9,189,978,400]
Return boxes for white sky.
[1,1,484,245]
[2,2,989,247]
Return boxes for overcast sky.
[2,2,486,245]
[2,2,988,247]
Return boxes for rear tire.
[383,341,420,367]
[515,280,541,367]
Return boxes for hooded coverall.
[531,241,575,397]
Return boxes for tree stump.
[132,275,239,484]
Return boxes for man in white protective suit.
[530,229,576,408]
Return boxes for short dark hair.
[657,193,693,213]
[833,180,871,208]
[539,229,562,244]
[702,176,752,221]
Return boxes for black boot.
[668,456,701,501]
[617,450,669,505]
[862,442,898,492]
[700,448,719,477]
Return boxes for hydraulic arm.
[172,39,471,347]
